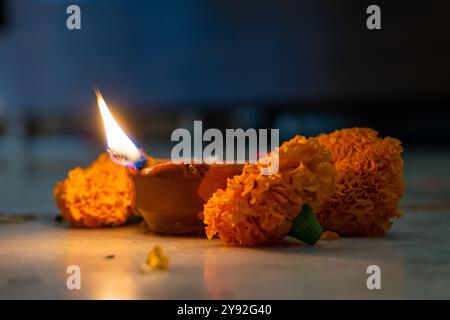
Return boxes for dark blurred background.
[0,0,449,213]
[1,0,450,141]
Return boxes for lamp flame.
[96,90,146,169]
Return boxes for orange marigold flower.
[54,153,135,227]
[316,128,404,236]
[203,136,336,246]
[320,230,340,240]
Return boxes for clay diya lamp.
[130,160,243,235]
[96,90,243,235]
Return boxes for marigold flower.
[320,230,340,240]
[142,245,169,271]
[316,128,404,236]
[54,153,134,227]
[203,136,336,246]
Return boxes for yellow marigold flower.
[54,153,135,227]
[142,245,169,271]
[316,128,404,236]
[203,136,336,246]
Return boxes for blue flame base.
[107,149,148,170]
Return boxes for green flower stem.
[288,204,323,245]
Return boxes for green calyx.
[288,204,323,245]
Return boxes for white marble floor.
[0,210,450,299]
[0,138,449,299]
